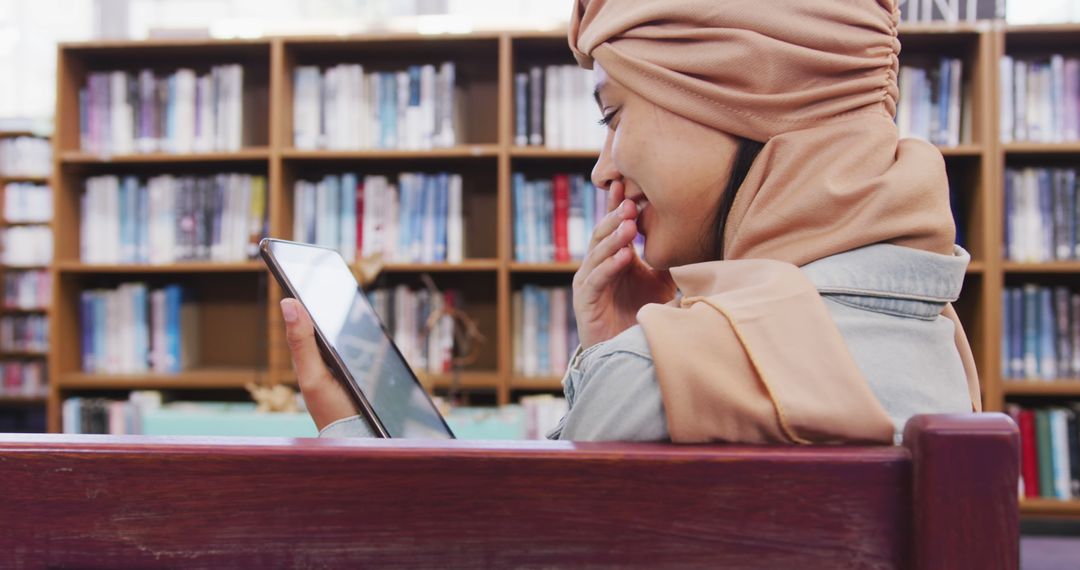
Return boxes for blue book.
[434,172,448,262]
[326,175,341,251]
[63,397,82,434]
[119,176,134,262]
[383,73,397,149]
[1003,169,1014,259]
[536,287,550,374]
[408,66,421,107]
[1023,285,1039,378]
[1002,289,1011,379]
[136,183,149,263]
[540,181,554,262]
[1040,287,1058,379]
[165,285,182,373]
[421,174,436,262]
[513,173,527,262]
[1039,169,1053,260]
[132,284,148,370]
[1067,169,1078,258]
[341,173,357,259]
[1010,287,1024,378]
[93,292,107,373]
[80,291,95,372]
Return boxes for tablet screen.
[266,240,454,439]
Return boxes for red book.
[442,290,456,374]
[552,174,570,262]
[355,180,365,258]
[1019,409,1040,498]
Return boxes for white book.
[1051,55,1065,143]
[293,180,307,243]
[544,66,559,149]
[1039,64,1052,143]
[110,71,134,155]
[229,65,244,151]
[1065,58,1080,141]
[447,174,463,263]
[1052,409,1073,499]
[438,62,457,147]
[948,59,962,146]
[396,71,410,151]
[176,69,198,153]
[559,65,574,149]
[293,66,321,150]
[385,181,400,262]
[194,74,214,152]
[366,73,379,149]
[550,287,568,374]
[420,64,437,150]
[1015,60,1028,142]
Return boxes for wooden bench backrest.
[0,413,1017,568]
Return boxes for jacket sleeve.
[548,325,670,442]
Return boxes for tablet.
[260,238,455,439]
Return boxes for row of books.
[520,394,568,440]
[0,408,45,433]
[294,172,463,264]
[62,392,163,435]
[514,173,604,263]
[1009,404,1080,500]
[80,66,246,155]
[0,226,51,267]
[895,59,966,147]
[81,173,268,265]
[514,65,604,150]
[0,136,50,177]
[1000,55,1080,143]
[3,182,51,223]
[0,315,47,353]
[1002,284,1080,380]
[80,283,198,374]
[512,285,578,378]
[367,285,459,375]
[293,62,459,151]
[0,361,46,398]
[3,270,50,311]
[1003,167,1079,262]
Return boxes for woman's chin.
[641,244,673,271]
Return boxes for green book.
[1037,410,1056,498]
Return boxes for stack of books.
[0,361,46,397]
[896,58,967,146]
[293,62,459,150]
[0,136,51,177]
[513,172,602,263]
[0,315,47,353]
[79,283,198,374]
[367,284,460,375]
[512,284,578,378]
[514,64,604,149]
[1002,284,1080,381]
[1003,167,1079,262]
[3,182,51,223]
[81,173,268,264]
[0,226,51,267]
[1000,54,1080,143]
[3,270,50,310]
[293,172,463,264]
[79,65,246,154]
[1009,404,1080,501]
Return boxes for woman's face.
[591,64,741,270]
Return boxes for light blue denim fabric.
[547,243,973,442]
[320,243,973,442]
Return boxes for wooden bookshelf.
[0,130,51,428]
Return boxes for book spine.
[552,174,570,263]
[514,72,529,147]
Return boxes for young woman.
[280,0,980,444]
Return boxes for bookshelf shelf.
[1021,498,1080,516]
[1002,262,1080,274]
[1002,143,1080,155]
[1,351,49,359]
[58,368,267,390]
[0,220,50,227]
[0,307,48,315]
[379,260,499,273]
[510,262,580,273]
[54,261,265,273]
[511,147,599,159]
[418,371,501,390]
[1002,381,1080,397]
[281,146,501,160]
[966,261,985,273]
[59,148,272,164]
[0,176,49,184]
[511,376,564,390]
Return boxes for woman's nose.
[591,131,619,191]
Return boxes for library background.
[0,0,1079,532]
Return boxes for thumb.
[281,298,332,383]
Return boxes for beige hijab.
[570,0,980,444]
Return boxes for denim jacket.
[321,243,973,442]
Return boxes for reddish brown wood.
[903,413,1019,570]
[0,414,1015,568]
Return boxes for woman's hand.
[573,181,677,349]
[280,298,360,431]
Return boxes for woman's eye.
[597,109,618,128]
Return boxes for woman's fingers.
[281,298,359,430]
[583,245,633,292]
[587,199,636,253]
[576,218,637,294]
